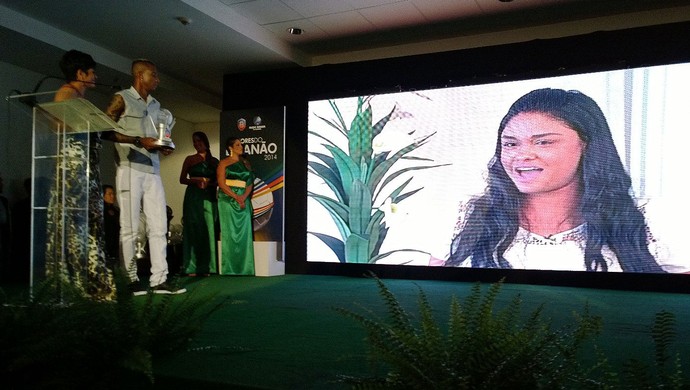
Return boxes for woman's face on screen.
[500,111,585,196]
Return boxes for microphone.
[90,81,122,90]
[16,75,61,107]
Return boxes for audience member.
[10,178,31,284]
[102,184,120,269]
[0,174,10,282]
[165,205,183,275]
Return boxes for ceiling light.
[176,16,192,26]
[287,27,303,35]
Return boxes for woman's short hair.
[59,50,96,81]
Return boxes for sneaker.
[152,282,187,295]
[128,282,147,296]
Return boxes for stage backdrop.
[220,107,285,274]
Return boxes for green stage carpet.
[147,274,690,389]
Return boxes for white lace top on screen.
[446,199,690,273]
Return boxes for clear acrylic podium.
[31,98,119,292]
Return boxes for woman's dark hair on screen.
[446,88,664,272]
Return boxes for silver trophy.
[133,234,147,260]
[133,211,148,261]
[152,108,176,150]
[126,226,147,281]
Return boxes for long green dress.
[182,158,219,275]
[218,160,255,275]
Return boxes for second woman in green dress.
[179,131,219,276]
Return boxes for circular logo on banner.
[237,118,247,131]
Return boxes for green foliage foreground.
[0,272,225,390]
[336,276,687,390]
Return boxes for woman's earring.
[229,150,233,157]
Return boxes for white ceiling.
[1,0,690,123]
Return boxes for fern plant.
[336,275,690,389]
[0,270,225,389]
[615,310,686,390]
[308,96,449,263]
[336,275,608,389]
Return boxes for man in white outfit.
[105,59,185,295]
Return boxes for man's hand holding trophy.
[150,108,176,151]
[149,108,175,151]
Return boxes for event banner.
[220,107,285,248]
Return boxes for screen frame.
[223,21,690,293]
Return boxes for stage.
[145,274,690,389]
[2,273,690,389]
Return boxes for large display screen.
[307,62,690,274]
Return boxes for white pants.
[116,166,168,286]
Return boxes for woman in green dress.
[216,137,255,275]
[179,131,219,276]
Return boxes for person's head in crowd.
[59,49,97,86]
[447,88,663,272]
[102,185,116,205]
[193,131,214,160]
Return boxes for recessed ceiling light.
[176,16,192,26]
[287,27,303,35]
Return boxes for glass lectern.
[31,98,119,292]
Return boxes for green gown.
[218,160,255,275]
[182,159,219,275]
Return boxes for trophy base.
[154,138,175,150]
